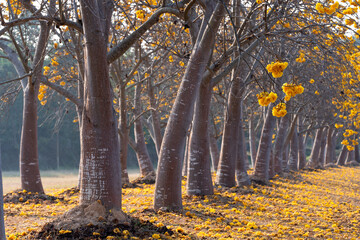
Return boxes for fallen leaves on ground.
[5,166,360,239]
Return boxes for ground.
[3,166,360,239]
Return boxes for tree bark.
[297,118,307,169]
[19,20,52,193]
[186,79,213,196]
[324,127,334,165]
[272,114,290,175]
[248,115,257,168]
[318,129,327,167]
[79,1,122,210]
[307,128,323,169]
[288,130,299,171]
[154,2,226,211]
[119,83,129,184]
[336,145,348,166]
[134,83,155,177]
[252,104,276,184]
[345,148,355,164]
[209,131,220,172]
[147,79,163,156]
[236,103,251,186]
[355,144,360,163]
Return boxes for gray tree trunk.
[272,114,290,174]
[209,132,220,172]
[154,2,226,211]
[307,128,324,169]
[79,1,122,209]
[252,104,276,184]
[324,127,334,164]
[236,104,250,186]
[288,130,299,171]
[336,145,348,166]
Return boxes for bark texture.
[336,145,348,166]
[79,1,122,210]
[288,130,299,171]
[307,128,323,169]
[252,105,276,184]
[187,79,213,196]
[154,2,226,211]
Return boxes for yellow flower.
[315,90,319,95]
[135,10,145,19]
[266,61,288,78]
[152,233,161,239]
[272,103,287,117]
[309,79,315,84]
[169,55,174,63]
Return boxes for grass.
[4,166,360,239]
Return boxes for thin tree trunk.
[307,128,323,169]
[79,2,122,209]
[318,129,327,167]
[297,118,307,169]
[0,143,6,239]
[272,114,290,175]
[336,145,348,166]
[187,79,213,196]
[248,115,257,168]
[182,131,190,177]
[288,130,299,171]
[209,132,220,172]
[119,84,129,184]
[345,149,355,164]
[252,104,276,184]
[134,83,155,177]
[147,79,163,156]
[324,127,334,165]
[154,3,226,211]
[355,144,360,163]
[236,103,250,186]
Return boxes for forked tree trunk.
[288,130,299,171]
[336,145,348,166]
[252,104,276,184]
[272,114,290,175]
[187,79,213,196]
[20,20,52,193]
[154,2,226,211]
[134,83,155,177]
[307,128,323,169]
[79,2,122,209]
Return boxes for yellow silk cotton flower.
[266,61,288,78]
[257,92,278,106]
[272,103,287,117]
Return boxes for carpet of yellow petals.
[5,166,360,239]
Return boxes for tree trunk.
[318,129,327,167]
[272,114,290,175]
[345,149,355,164]
[19,20,52,193]
[324,127,334,165]
[134,83,155,177]
[187,79,213,196]
[336,145,348,166]
[147,79,163,156]
[79,2,122,209]
[154,2,226,211]
[288,130,299,171]
[0,144,6,240]
[236,104,250,186]
[209,132,220,172]
[307,128,323,169]
[182,132,190,177]
[297,118,307,169]
[248,115,257,168]
[119,84,129,184]
[252,104,276,184]
[355,144,360,163]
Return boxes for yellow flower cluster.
[272,103,287,117]
[256,92,277,106]
[282,83,304,101]
[43,66,50,76]
[343,129,358,137]
[38,84,48,105]
[296,52,306,63]
[315,2,339,15]
[266,61,288,78]
[135,10,145,19]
